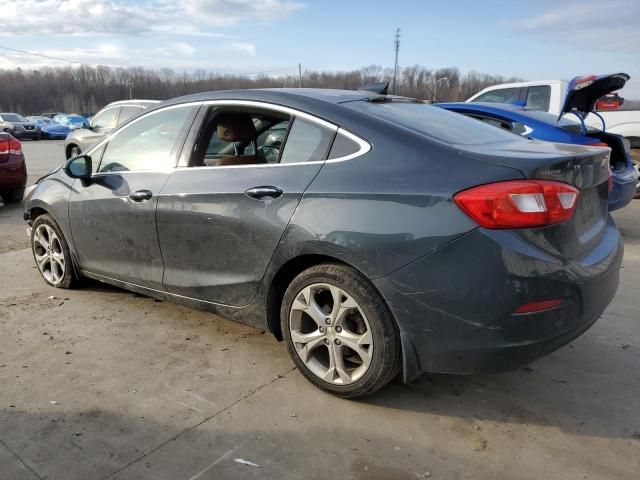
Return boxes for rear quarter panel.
[270,122,525,278]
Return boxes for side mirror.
[64,154,92,180]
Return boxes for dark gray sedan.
[23,88,622,398]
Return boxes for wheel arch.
[65,143,79,159]
[265,253,400,349]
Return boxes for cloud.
[0,0,304,36]
[172,42,196,57]
[230,42,257,56]
[505,0,640,53]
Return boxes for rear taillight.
[8,137,22,155]
[454,180,580,229]
[589,142,610,148]
[2,135,22,155]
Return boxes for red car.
[0,133,26,203]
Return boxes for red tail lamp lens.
[454,180,580,229]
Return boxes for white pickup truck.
[467,73,640,157]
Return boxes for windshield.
[345,101,523,145]
[2,113,26,122]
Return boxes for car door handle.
[129,190,153,202]
[245,186,284,200]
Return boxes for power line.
[0,45,79,64]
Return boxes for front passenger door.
[69,104,198,288]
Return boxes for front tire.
[281,263,400,399]
[31,214,76,289]
[68,145,81,158]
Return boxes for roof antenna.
[358,82,390,95]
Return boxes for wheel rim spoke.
[289,282,374,386]
[33,224,65,285]
[290,329,325,363]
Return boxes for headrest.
[216,113,256,142]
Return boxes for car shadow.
[363,328,640,440]
[73,279,640,442]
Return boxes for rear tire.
[281,263,400,399]
[31,214,77,289]
[0,188,24,203]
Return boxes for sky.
[0,0,638,98]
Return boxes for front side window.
[98,106,194,173]
[525,86,551,111]
[91,107,120,130]
[472,88,519,104]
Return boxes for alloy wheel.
[33,224,66,285]
[289,283,373,385]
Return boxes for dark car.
[0,133,26,203]
[23,88,622,398]
[436,102,638,209]
[0,113,41,140]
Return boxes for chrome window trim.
[85,99,371,174]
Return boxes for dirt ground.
[1,141,639,479]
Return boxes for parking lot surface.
[1,141,639,479]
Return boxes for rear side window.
[472,88,519,104]
[279,117,334,164]
[328,131,362,159]
[347,102,522,145]
[118,106,143,125]
[91,107,120,130]
[525,86,551,111]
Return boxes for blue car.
[53,114,89,130]
[28,116,72,140]
[438,93,638,211]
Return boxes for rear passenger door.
[156,103,338,307]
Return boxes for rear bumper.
[609,166,637,211]
[374,217,623,382]
[0,158,27,190]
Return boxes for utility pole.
[393,28,400,95]
[298,63,302,88]
[128,80,133,100]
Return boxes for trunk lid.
[560,73,630,120]
[458,139,611,259]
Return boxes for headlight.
[14,124,24,131]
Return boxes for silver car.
[64,100,159,158]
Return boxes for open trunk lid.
[458,139,611,260]
[560,73,630,120]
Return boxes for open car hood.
[560,73,630,119]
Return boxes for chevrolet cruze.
[23,88,622,398]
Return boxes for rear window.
[346,102,522,145]
[525,86,551,111]
[519,109,593,133]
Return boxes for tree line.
[0,64,521,115]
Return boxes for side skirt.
[81,270,270,331]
